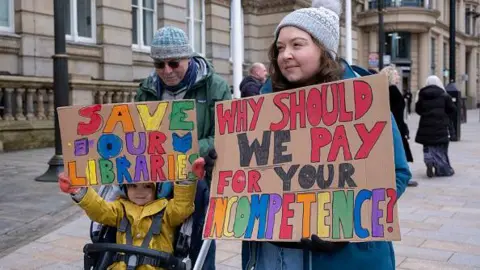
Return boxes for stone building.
[0,0,479,151]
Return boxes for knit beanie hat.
[274,0,342,60]
[150,26,193,61]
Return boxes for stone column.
[16,0,55,77]
[436,34,444,80]
[157,0,187,29]
[97,0,133,81]
[418,32,430,91]
[459,43,466,96]
[467,47,478,106]
[459,0,465,33]
[204,0,231,81]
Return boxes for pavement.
[1,110,480,269]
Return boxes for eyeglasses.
[154,61,180,69]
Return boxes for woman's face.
[276,26,322,85]
[127,183,156,206]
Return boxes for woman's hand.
[300,234,349,253]
[58,172,80,194]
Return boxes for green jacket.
[135,57,232,183]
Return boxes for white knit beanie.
[274,0,342,60]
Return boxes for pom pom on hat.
[312,0,342,16]
[274,0,342,59]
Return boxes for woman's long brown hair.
[268,34,343,92]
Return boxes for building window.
[65,0,96,43]
[0,0,14,33]
[186,0,205,55]
[132,0,157,50]
[385,32,411,60]
[430,37,436,75]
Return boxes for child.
[58,172,197,270]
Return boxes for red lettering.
[203,198,216,238]
[217,170,232,194]
[307,87,322,126]
[247,170,262,193]
[321,84,339,126]
[77,104,102,136]
[289,90,306,130]
[236,100,248,132]
[147,132,166,155]
[232,170,246,193]
[150,155,166,181]
[327,125,352,162]
[310,127,332,163]
[269,93,290,131]
[248,97,264,131]
[354,80,373,120]
[337,83,353,122]
[279,193,295,239]
[354,121,387,159]
[217,102,237,135]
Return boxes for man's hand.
[58,172,80,194]
[300,234,349,253]
[191,149,217,180]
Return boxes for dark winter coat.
[415,85,456,145]
[239,76,263,97]
[389,85,413,162]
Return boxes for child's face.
[126,183,156,206]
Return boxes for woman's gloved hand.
[300,234,349,253]
[58,172,80,194]
[192,149,217,180]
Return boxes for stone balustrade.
[0,75,139,151]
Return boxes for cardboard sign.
[57,100,199,186]
[203,74,400,242]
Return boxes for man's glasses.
[154,61,180,69]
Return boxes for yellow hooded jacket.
[77,183,196,270]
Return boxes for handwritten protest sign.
[203,74,400,242]
[57,100,199,186]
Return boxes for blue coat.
[242,60,412,270]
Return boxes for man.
[239,62,268,97]
[136,26,231,270]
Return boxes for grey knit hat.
[274,0,342,59]
[150,26,193,61]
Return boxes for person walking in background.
[239,62,268,97]
[415,75,456,178]
[380,65,418,187]
[404,88,413,114]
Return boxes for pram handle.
[83,243,187,270]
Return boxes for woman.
[380,66,417,187]
[241,0,411,269]
[415,75,456,177]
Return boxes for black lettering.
[274,165,300,191]
[273,130,292,164]
[317,164,334,189]
[338,163,357,188]
[237,131,271,167]
[298,165,317,189]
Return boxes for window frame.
[0,0,15,33]
[186,0,205,55]
[132,0,157,52]
[66,0,97,44]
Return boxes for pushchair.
[82,180,214,270]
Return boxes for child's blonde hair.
[380,65,398,86]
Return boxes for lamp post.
[378,0,385,70]
[35,0,69,182]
